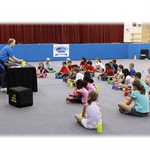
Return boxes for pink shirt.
[86,83,96,93]
[79,87,88,104]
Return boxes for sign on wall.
[53,44,69,57]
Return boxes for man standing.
[0,38,23,92]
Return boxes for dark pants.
[70,98,82,104]
[57,73,69,77]
[0,61,7,88]
[69,94,82,104]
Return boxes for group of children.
[36,57,150,130]
[55,57,102,129]
[96,59,150,117]
[59,58,150,129]
[36,58,55,78]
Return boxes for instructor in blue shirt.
[0,38,23,92]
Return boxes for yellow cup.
[96,85,99,92]
[21,61,26,67]
[69,82,73,87]
[97,122,103,133]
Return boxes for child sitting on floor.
[145,67,150,86]
[74,91,102,129]
[112,59,118,74]
[64,67,83,84]
[95,58,105,72]
[118,68,134,89]
[85,60,95,77]
[134,72,149,93]
[37,62,47,78]
[118,80,149,117]
[109,61,115,73]
[129,63,136,76]
[83,71,96,92]
[113,65,124,82]
[80,57,88,71]
[45,58,55,73]
[73,68,84,82]
[66,79,88,104]
[67,60,73,71]
[57,61,70,78]
[98,63,114,80]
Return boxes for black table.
[6,63,38,92]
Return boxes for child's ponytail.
[132,80,146,95]
[138,84,145,95]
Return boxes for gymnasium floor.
[0,59,150,136]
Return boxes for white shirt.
[118,71,123,75]
[125,75,134,86]
[96,62,105,69]
[86,102,102,128]
[75,72,84,82]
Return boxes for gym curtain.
[0,24,124,43]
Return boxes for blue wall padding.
[128,43,150,59]
[70,44,129,60]
[0,43,150,61]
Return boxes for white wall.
[124,23,142,42]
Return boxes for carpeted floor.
[0,59,150,136]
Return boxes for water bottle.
[97,122,103,133]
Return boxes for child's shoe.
[63,76,67,82]
[114,85,119,90]
[112,83,115,89]
[55,73,58,79]
[58,75,63,79]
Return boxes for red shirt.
[80,61,85,66]
[106,69,114,76]
[84,62,88,69]
[68,65,73,71]
[85,65,95,72]
[80,61,87,68]
[60,66,70,74]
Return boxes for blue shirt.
[112,66,115,72]
[0,45,14,63]
[130,69,136,76]
[131,90,149,113]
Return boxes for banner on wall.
[53,44,69,57]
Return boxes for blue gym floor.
[0,59,150,136]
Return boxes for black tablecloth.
[6,64,38,92]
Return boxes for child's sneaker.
[112,83,115,89]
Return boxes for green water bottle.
[97,122,103,133]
